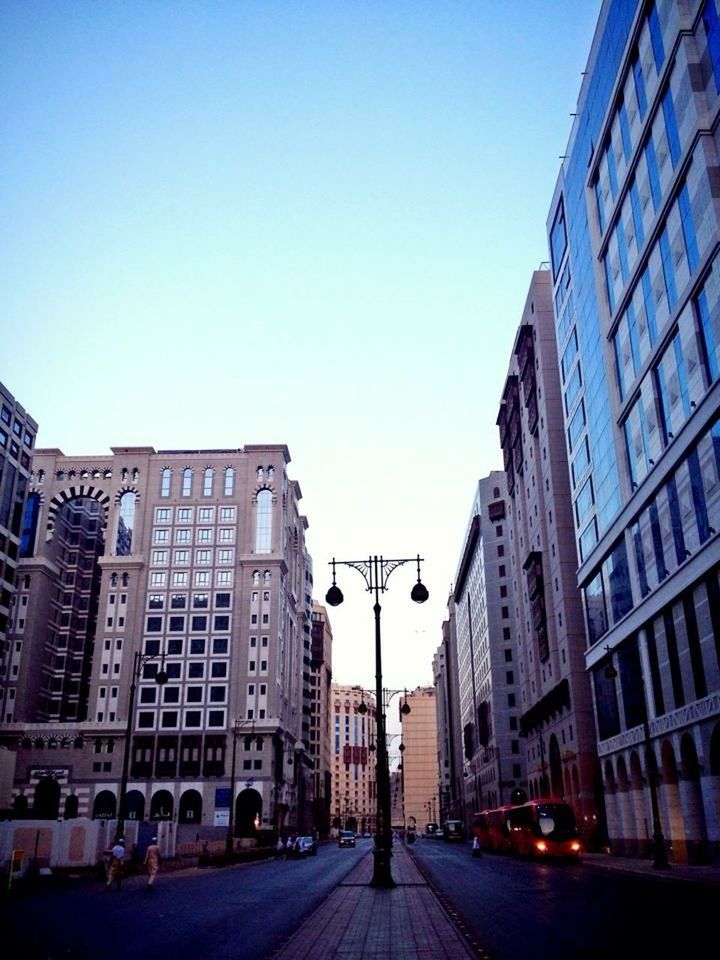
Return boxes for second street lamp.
[326,554,428,888]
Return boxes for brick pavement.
[268,842,481,960]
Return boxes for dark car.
[292,836,318,857]
[338,830,356,848]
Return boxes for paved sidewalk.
[581,851,720,885]
[268,843,482,960]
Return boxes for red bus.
[472,799,582,859]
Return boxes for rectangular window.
[648,4,665,71]
[218,549,233,564]
[550,198,567,279]
[704,0,720,92]
[645,138,662,212]
[214,615,230,631]
[584,570,608,646]
[661,88,681,168]
[567,401,586,452]
[191,615,208,631]
[199,507,214,522]
[632,56,647,118]
[618,101,632,161]
[213,638,229,655]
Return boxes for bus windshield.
[536,804,577,839]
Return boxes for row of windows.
[155,506,236,524]
[161,467,235,498]
[142,654,227,679]
[137,709,227,730]
[146,614,231,633]
[139,684,227,705]
[151,548,235,565]
[148,592,231,611]
[153,529,236,545]
[0,404,34,448]
[149,570,233,588]
[584,417,720,645]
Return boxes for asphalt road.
[409,838,717,960]
[1,839,372,960]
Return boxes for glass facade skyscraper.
[548,0,720,861]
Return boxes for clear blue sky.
[1,0,601,693]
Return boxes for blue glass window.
[575,477,595,525]
[255,489,273,554]
[687,448,711,542]
[550,199,567,280]
[678,185,699,273]
[641,268,658,343]
[632,520,650,598]
[604,254,616,314]
[616,223,629,282]
[571,437,591,487]
[606,145,619,200]
[604,540,633,623]
[629,179,645,250]
[619,102,632,160]
[594,179,606,234]
[658,228,677,310]
[632,57,647,118]
[561,328,578,381]
[584,571,608,646]
[648,500,668,580]
[645,138,662,212]
[565,363,582,413]
[568,401,586,452]
[697,288,719,381]
[703,0,720,94]
[648,4,665,72]
[661,89,681,168]
[20,492,40,558]
[666,476,686,563]
[579,517,598,561]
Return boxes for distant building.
[0,381,37,730]
[310,602,333,837]
[546,0,720,861]
[453,473,526,822]
[400,686,440,831]
[331,683,376,834]
[0,444,313,839]
[434,607,464,822]
[497,270,601,842]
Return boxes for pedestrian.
[105,837,126,891]
[286,835,294,857]
[144,836,161,890]
[472,835,482,858]
[276,836,285,859]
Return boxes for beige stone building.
[399,686,439,832]
[0,444,315,840]
[310,602,333,837]
[331,683,376,834]
[497,270,600,837]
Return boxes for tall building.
[0,444,313,840]
[399,686,440,831]
[0,382,37,804]
[434,607,464,822]
[310,602,333,837]
[453,473,526,823]
[547,0,720,861]
[497,270,602,843]
[331,683,376,834]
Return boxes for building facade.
[310,602,333,837]
[399,686,440,832]
[0,444,314,840]
[547,0,720,861]
[331,683,376,834]
[453,472,526,824]
[434,606,464,823]
[498,270,602,843]
[0,382,37,806]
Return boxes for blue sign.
[215,787,231,809]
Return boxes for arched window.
[252,570,260,585]
[203,468,213,497]
[116,492,136,556]
[182,468,192,497]
[255,491,273,553]
[256,466,264,480]
[263,570,271,586]
[224,467,235,496]
[267,466,274,480]
[20,492,41,558]
[161,469,171,498]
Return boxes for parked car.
[292,836,318,857]
[338,830,356,848]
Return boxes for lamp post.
[326,555,428,887]
[604,647,668,868]
[116,649,168,842]
[226,717,255,857]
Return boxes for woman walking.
[144,837,161,890]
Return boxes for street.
[0,839,372,960]
[409,838,717,959]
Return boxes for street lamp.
[604,648,668,868]
[326,554,428,888]
[226,717,256,857]
[116,649,168,842]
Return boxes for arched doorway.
[150,790,174,821]
[93,790,117,820]
[603,760,619,853]
[64,794,79,820]
[126,790,145,822]
[679,733,708,864]
[235,788,262,837]
[629,752,647,857]
[548,735,563,799]
[179,789,202,824]
[34,778,61,819]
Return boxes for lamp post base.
[370,844,395,888]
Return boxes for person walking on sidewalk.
[276,836,285,859]
[105,838,126,891]
[144,837,161,890]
